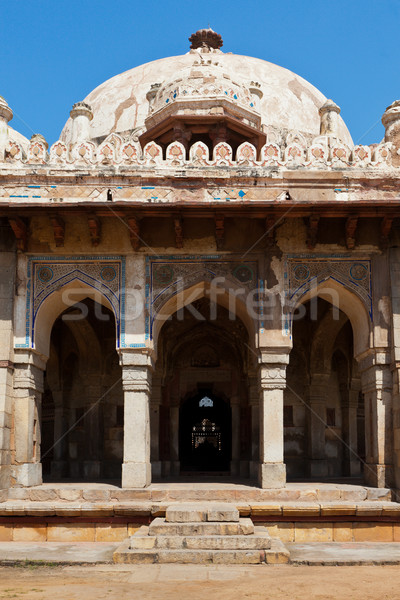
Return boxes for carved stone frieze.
[285,256,372,319]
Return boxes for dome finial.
[189,28,223,50]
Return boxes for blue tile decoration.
[146,255,258,339]
[284,254,372,336]
[15,256,137,349]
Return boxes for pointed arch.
[292,277,371,357]
[33,280,116,358]
[152,280,257,355]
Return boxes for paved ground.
[1,563,400,599]
[288,542,400,564]
[0,542,118,564]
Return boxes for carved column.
[358,350,393,488]
[0,236,16,489]
[308,374,329,478]
[150,374,162,479]
[249,374,259,480]
[340,379,362,477]
[83,375,102,479]
[230,395,240,476]
[50,390,68,478]
[258,349,289,488]
[120,349,153,488]
[169,398,180,476]
[12,349,46,487]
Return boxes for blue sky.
[1,0,399,146]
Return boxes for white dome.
[61,50,352,146]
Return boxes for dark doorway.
[179,391,232,472]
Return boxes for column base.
[50,460,68,478]
[83,460,101,479]
[348,460,362,477]
[170,461,180,476]
[364,463,393,488]
[239,460,250,478]
[230,460,240,477]
[309,459,328,478]
[12,463,42,487]
[122,462,151,488]
[258,462,286,488]
[151,461,162,479]
[249,460,259,480]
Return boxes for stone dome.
[60,40,353,147]
[8,126,30,152]
[0,96,30,152]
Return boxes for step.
[114,537,289,564]
[130,526,271,550]
[165,502,239,523]
[149,517,254,536]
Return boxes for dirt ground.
[1,564,400,600]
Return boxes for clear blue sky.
[1,0,399,146]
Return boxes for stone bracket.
[345,215,358,249]
[214,213,224,249]
[173,214,183,249]
[306,215,319,249]
[126,216,140,251]
[8,216,28,252]
[49,214,65,247]
[87,214,101,246]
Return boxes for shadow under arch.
[291,277,371,358]
[34,280,117,358]
[152,280,257,356]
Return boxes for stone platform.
[113,502,289,564]
[0,482,398,544]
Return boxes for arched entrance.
[285,297,365,481]
[154,296,253,479]
[41,298,123,481]
[179,391,232,472]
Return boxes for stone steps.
[149,517,255,536]
[131,525,271,550]
[113,502,289,564]
[114,537,289,564]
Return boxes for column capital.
[259,364,287,390]
[356,347,391,372]
[118,348,154,369]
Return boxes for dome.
[60,37,352,147]
[0,97,29,152]
[8,126,30,152]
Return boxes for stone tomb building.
[1,29,400,495]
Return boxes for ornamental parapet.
[0,134,394,172]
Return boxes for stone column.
[340,379,362,477]
[12,349,46,487]
[0,234,16,489]
[120,349,153,488]
[50,390,68,478]
[169,399,180,476]
[230,395,240,476]
[308,374,329,478]
[249,375,259,480]
[358,350,393,488]
[150,374,162,479]
[83,375,102,479]
[258,349,289,488]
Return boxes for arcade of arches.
[23,288,387,490]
